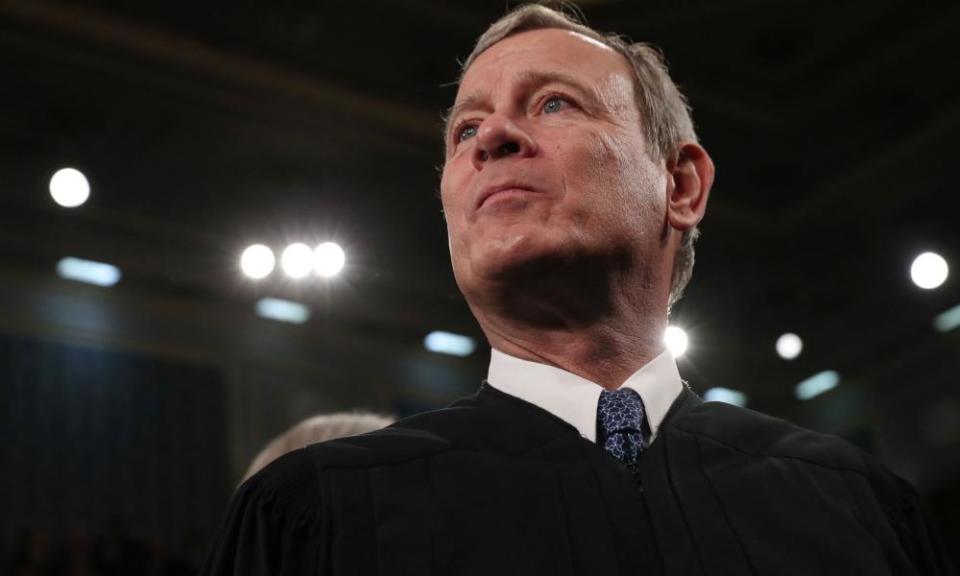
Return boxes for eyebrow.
[444,70,596,141]
[444,92,491,140]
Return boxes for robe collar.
[486,348,683,443]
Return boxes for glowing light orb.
[240,244,275,279]
[281,243,314,279]
[314,242,345,277]
[49,167,90,208]
[776,332,803,360]
[664,325,688,357]
[910,252,949,289]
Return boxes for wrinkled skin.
[440,28,712,388]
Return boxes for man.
[200,5,954,575]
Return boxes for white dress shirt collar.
[486,347,683,443]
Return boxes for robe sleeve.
[891,477,957,575]
[199,448,327,576]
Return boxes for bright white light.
[281,243,314,279]
[776,332,803,360]
[704,387,748,407]
[255,297,310,324]
[934,303,960,333]
[240,244,275,279]
[56,257,121,287]
[314,242,345,277]
[424,331,476,357]
[910,252,949,289]
[49,168,90,208]
[794,370,840,400]
[664,325,688,357]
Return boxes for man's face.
[440,28,669,300]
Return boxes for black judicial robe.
[201,384,955,575]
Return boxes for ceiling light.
[314,242,345,277]
[664,325,688,357]
[281,243,314,279]
[255,297,310,324]
[933,303,960,333]
[240,244,275,279]
[56,257,121,287]
[910,251,949,290]
[703,387,748,407]
[776,333,803,360]
[424,331,476,357]
[794,370,839,400]
[49,167,90,208]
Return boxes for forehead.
[457,28,634,100]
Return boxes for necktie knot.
[597,388,648,467]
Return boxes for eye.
[542,95,567,114]
[455,123,478,143]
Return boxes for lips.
[475,182,539,211]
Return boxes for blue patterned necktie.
[597,388,648,470]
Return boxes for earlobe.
[666,142,714,232]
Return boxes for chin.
[472,231,582,282]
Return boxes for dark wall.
[0,332,229,562]
[0,259,487,571]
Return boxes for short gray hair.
[458,3,702,308]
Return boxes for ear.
[666,142,714,232]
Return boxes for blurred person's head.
[241,412,393,484]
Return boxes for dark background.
[2,0,958,572]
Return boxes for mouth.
[475,183,539,211]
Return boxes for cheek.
[597,131,646,192]
[560,130,665,230]
[562,129,634,189]
[562,131,634,202]
[439,169,465,227]
[439,166,474,266]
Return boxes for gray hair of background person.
[241,412,394,484]
[453,3,702,309]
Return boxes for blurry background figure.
[241,412,393,484]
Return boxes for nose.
[471,114,538,171]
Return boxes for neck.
[467,256,669,390]
[482,321,666,390]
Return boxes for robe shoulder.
[671,398,869,470]
[667,397,957,575]
[303,421,452,468]
[304,386,577,470]
[671,397,910,495]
